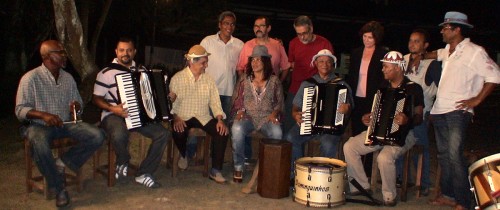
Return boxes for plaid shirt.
[170,67,225,125]
[15,64,83,125]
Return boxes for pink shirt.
[356,57,370,97]
[237,38,290,76]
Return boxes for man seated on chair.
[15,40,104,208]
[93,37,170,188]
[343,51,424,207]
[169,45,229,184]
[285,49,353,179]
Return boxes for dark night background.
[0,0,498,149]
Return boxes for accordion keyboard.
[300,86,316,135]
[116,74,142,129]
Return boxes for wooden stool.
[171,128,211,177]
[370,144,424,202]
[92,134,145,187]
[25,137,83,199]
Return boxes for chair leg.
[108,140,116,187]
[203,135,211,178]
[92,148,101,179]
[172,143,179,177]
[415,148,423,198]
[370,150,380,191]
[401,150,411,202]
[25,139,33,193]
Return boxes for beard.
[119,56,132,65]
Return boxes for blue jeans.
[25,122,104,193]
[231,119,282,171]
[101,115,169,176]
[431,110,472,208]
[396,112,432,188]
[285,125,341,176]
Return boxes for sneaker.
[115,163,128,179]
[347,188,372,196]
[178,156,188,170]
[209,170,226,184]
[135,174,161,188]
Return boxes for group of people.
[16,10,499,209]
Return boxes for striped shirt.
[93,59,142,120]
[170,67,225,125]
[15,64,83,125]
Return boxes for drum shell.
[294,157,346,208]
[468,153,500,210]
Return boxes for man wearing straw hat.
[420,11,500,210]
[170,45,229,184]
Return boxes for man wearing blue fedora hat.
[422,11,500,210]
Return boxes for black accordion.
[115,69,173,130]
[300,82,348,135]
[365,88,412,146]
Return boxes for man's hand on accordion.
[393,112,409,125]
[294,111,304,125]
[109,103,128,118]
[337,103,350,114]
[362,113,372,126]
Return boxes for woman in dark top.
[346,21,389,136]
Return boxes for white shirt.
[404,55,438,114]
[200,32,244,96]
[431,38,500,114]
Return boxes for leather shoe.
[347,188,372,196]
[233,171,242,183]
[56,189,70,208]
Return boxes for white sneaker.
[115,163,128,179]
[178,156,188,170]
[135,174,161,188]
[209,170,226,184]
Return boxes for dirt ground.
[1,90,498,209]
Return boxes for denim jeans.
[231,119,282,171]
[431,110,472,208]
[25,122,104,193]
[101,115,169,176]
[396,112,432,188]
[285,124,341,176]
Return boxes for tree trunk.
[90,0,113,61]
[52,0,99,103]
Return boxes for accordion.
[300,82,348,135]
[115,69,173,130]
[365,88,411,147]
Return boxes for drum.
[468,153,500,210]
[294,157,346,208]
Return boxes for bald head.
[40,40,63,58]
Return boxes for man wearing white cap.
[169,45,229,183]
[420,11,500,210]
[343,51,424,206]
[285,49,352,178]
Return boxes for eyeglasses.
[441,25,454,31]
[221,21,235,27]
[296,30,311,37]
[49,50,67,56]
[251,57,262,62]
[253,24,267,28]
